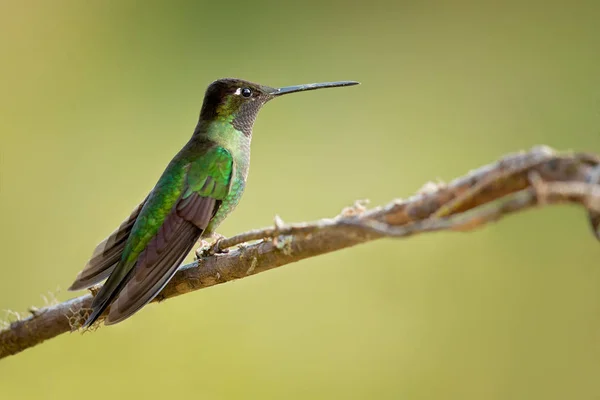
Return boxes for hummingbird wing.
[84,145,234,326]
[68,198,148,291]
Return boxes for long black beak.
[271,81,359,96]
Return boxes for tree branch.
[1,145,599,360]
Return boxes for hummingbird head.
[198,78,359,137]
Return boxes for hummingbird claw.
[212,241,230,255]
[194,233,229,259]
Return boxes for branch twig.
[1,145,599,360]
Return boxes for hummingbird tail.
[69,198,147,291]
[83,200,206,326]
[83,303,107,328]
[82,267,135,328]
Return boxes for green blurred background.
[1,1,600,399]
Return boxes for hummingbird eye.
[241,87,252,98]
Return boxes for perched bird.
[69,78,359,326]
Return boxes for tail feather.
[69,198,147,291]
[83,267,135,327]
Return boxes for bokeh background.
[2,1,600,399]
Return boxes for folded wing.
[83,146,234,326]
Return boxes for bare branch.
[1,145,599,360]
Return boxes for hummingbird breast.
[204,134,251,235]
[205,172,243,232]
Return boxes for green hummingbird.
[69,78,359,327]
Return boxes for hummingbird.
[68,78,359,327]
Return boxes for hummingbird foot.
[195,233,229,259]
